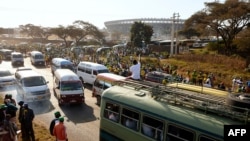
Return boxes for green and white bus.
[99,80,249,141]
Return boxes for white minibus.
[15,70,51,102]
[51,58,74,75]
[11,52,24,66]
[53,69,85,106]
[76,61,109,85]
[30,51,45,66]
[92,73,126,105]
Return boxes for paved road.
[0,57,100,141]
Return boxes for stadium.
[104,18,186,39]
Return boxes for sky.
[0,0,220,29]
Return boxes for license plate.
[70,100,76,103]
[37,96,44,99]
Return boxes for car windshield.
[61,64,74,70]
[22,76,47,87]
[97,69,109,73]
[61,81,82,91]
[35,55,44,59]
[13,54,23,58]
[0,71,12,77]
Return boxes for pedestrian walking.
[50,111,61,136]
[53,117,68,141]
[19,103,35,141]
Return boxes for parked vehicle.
[53,69,84,106]
[0,69,16,87]
[15,70,51,102]
[11,52,24,66]
[30,51,45,66]
[76,61,109,85]
[144,71,173,84]
[0,49,13,60]
[92,73,126,105]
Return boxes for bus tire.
[226,93,250,112]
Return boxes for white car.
[0,69,16,87]
[15,67,32,78]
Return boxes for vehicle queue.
[1,48,250,141]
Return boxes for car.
[144,71,173,84]
[0,69,16,87]
[15,67,32,78]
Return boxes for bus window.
[142,115,164,141]
[104,102,120,123]
[121,108,140,131]
[199,135,218,141]
[167,124,195,141]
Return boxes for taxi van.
[51,58,74,75]
[15,70,51,102]
[92,73,126,105]
[76,61,109,85]
[30,51,45,66]
[11,52,24,66]
[53,69,84,106]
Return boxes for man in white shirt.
[128,59,141,80]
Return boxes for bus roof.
[102,85,244,138]
[96,73,126,82]
[54,69,79,81]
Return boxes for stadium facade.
[104,18,185,40]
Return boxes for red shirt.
[53,122,67,140]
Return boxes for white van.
[76,61,109,85]
[11,52,24,66]
[51,58,74,75]
[30,51,45,66]
[15,70,51,102]
[92,73,126,105]
[53,69,84,106]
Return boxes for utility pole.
[170,13,179,56]
[175,13,180,55]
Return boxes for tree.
[69,20,104,46]
[178,28,200,39]
[184,0,250,55]
[50,25,71,47]
[19,24,43,39]
[130,21,153,47]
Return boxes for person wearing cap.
[0,104,7,126]
[18,101,25,138]
[49,111,61,136]
[4,99,18,122]
[19,103,35,141]
[53,117,68,141]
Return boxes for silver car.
[0,69,16,87]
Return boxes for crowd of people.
[0,94,35,141]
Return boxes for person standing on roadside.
[53,117,68,141]
[50,111,61,136]
[19,103,35,141]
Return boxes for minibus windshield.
[61,81,82,91]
